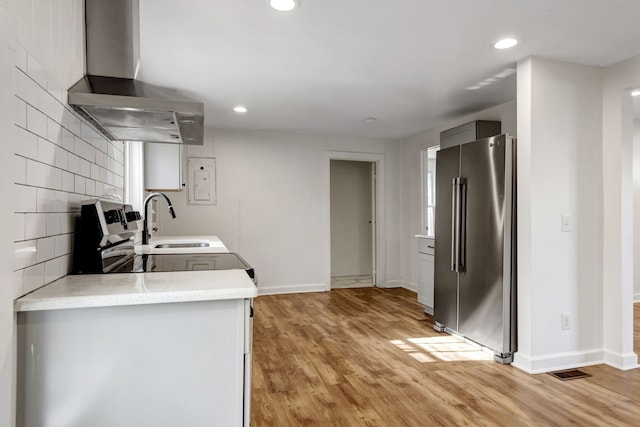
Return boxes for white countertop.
[135,235,228,254]
[415,234,434,239]
[15,269,257,312]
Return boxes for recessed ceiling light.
[494,38,518,50]
[269,0,299,12]
[632,90,640,97]
[363,117,377,124]
[233,106,248,113]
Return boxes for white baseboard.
[257,281,418,295]
[257,283,327,296]
[603,349,640,370]
[512,349,606,374]
[383,279,416,291]
[634,293,640,303]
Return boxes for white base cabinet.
[17,299,252,427]
[417,237,435,315]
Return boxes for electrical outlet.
[561,312,571,330]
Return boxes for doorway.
[330,160,376,289]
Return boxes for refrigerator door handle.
[458,178,467,272]
[450,177,459,272]
[451,177,466,273]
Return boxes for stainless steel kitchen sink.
[154,243,211,249]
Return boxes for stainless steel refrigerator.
[433,134,516,364]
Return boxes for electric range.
[72,199,254,282]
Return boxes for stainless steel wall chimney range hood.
[68,0,204,145]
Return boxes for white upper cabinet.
[144,143,183,191]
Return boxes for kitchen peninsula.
[15,267,256,427]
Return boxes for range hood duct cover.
[68,0,204,145]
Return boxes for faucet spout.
[142,192,176,245]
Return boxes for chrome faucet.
[142,192,176,245]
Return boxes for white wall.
[0,6,17,425]
[157,129,400,294]
[634,118,640,301]
[516,57,605,373]
[1,1,127,424]
[602,55,640,370]
[398,100,517,290]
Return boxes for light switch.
[561,214,571,232]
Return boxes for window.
[421,146,439,237]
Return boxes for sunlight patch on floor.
[390,335,493,362]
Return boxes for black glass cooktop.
[111,253,255,281]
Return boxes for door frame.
[324,151,386,291]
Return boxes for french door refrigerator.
[433,133,517,364]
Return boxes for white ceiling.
[138,0,640,140]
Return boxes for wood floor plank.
[252,289,640,426]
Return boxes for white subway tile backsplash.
[67,152,80,173]
[26,52,46,88]
[37,236,56,263]
[90,162,100,180]
[44,256,67,284]
[12,21,125,298]
[54,234,71,257]
[15,70,38,107]
[13,214,26,241]
[15,44,28,72]
[26,105,48,138]
[38,89,64,123]
[45,164,62,190]
[14,155,26,184]
[15,185,38,213]
[95,181,104,198]
[37,137,55,165]
[13,270,25,299]
[113,147,124,164]
[47,117,62,145]
[95,151,105,168]
[36,188,56,212]
[80,158,91,177]
[23,263,45,295]
[25,213,47,239]
[62,170,74,192]
[25,159,47,187]
[61,128,74,151]
[66,114,82,135]
[81,122,99,143]
[46,213,63,236]
[76,139,95,163]
[61,213,75,234]
[15,126,38,159]
[54,191,69,212]
[53,144,68,169]
[85,179,96,196]
[67,194,84,213]
[14,240,38,270]
[14,97,27,128]
[74,175,85,194]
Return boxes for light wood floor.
[252,288,640,426]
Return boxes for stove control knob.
[126,211,142,222]
[104,209,120,224]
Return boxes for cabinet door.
[145,143,182,191]
[417,253,434,310]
